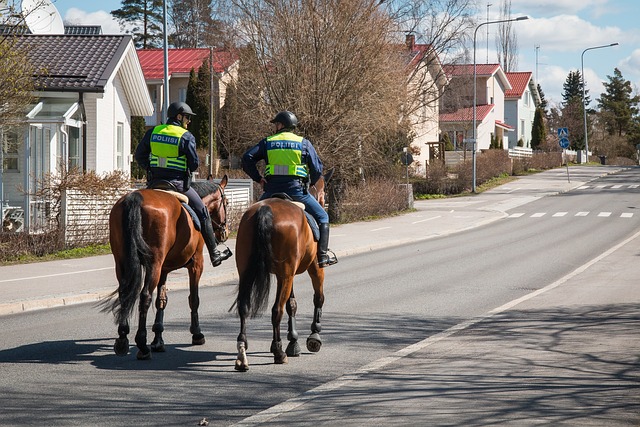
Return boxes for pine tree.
[111,0,164,49]
[561,71,589,149]
[530,108,546,150]
[536,83,548,114]
[597,68,640,137]
[562,70,589,107]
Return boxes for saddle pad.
[155,189,189,203]
[181,203,201,231]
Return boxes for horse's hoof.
[286,341,301,357]
[136,349,152,360]
[192,333,206,345]
[274,354,288,364]
[150,341,165,352]
[306,334,322,353]
[114,338,129,356]
[235,360,249,372]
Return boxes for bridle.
[209,186,228,240]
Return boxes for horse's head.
[309,168,334,208]
[203,175,229,243]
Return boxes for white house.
[439,63,514,151]
[403,34,449,174]
[504,71,541,148]
[1,34,153,231]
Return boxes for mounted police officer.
[134,101,230,268]
[241,110,337,268]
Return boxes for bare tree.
[223,0,412,185]
[0,1,37,130]
[495,0,518,71]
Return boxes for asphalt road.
[0,166,638,426]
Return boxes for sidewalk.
[0,166,622,316]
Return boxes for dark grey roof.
[64,26,103,35]
[12,35,132,92]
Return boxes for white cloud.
[63,8,122,35]
[517,15,625,53]
[511,0,609,16]
[618,49,640,92]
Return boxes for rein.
[210,186,228,235]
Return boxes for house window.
[2,130,19,171]
[520,120,525,138]
[116,122,124,170]
[524,91,530,106]
[68,126,81,169]
[179,88,187,102]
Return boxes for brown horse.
[103,176,229,360]
[233,170,333,371]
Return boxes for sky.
[48,0,640,110]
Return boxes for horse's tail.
[101,191,153,325]
[237,204,273,318]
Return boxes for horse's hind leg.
[135,268,160,360]
[306,267,325,353]
[235,315,249,372]
[188,263,205,345]
[285,290,301,357]
[114,320,130,356]
[150,275,168,352]
[270,276,293,364]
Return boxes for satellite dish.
[21,0,64,34]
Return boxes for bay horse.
[233,170,333,371]
[103,176,229,360]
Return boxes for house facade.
[504,71,540,148]
[403,35,449,175]
[1,34,153,231]
[439,63,514,151]
[137,48,239,127]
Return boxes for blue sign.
[558,127,569,138]
[559,137,570,149]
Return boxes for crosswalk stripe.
[507,211,633,218]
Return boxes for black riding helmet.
[167,101,196,118]
[270,111,298,129]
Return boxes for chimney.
[405,34,415,51]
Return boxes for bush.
[336,178,412,223]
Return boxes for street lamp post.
[472,15,528,192]
[581,43,618,163]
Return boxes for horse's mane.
[191,180,220,198]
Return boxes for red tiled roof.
[440,105,493,122]
[505,72,532,98]
[137,48,237,80]
[443,63,501,77]
[495,120,514,130]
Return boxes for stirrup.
[318,250,338,268]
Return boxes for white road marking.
[575,212,589,216]
[412,216,442,224]
[232,229,640,426]
[0,267,113,284]
[508,213,524,218]
[552,212,568,217]
[531,212,546,217]
[598,212,612,217]
[370,227,392,232]
[621,213,633,218]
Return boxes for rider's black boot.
[317,223,337,268]
[201,215,227,267]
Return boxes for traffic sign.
[559,137,570,149]
[558,127,569,138]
